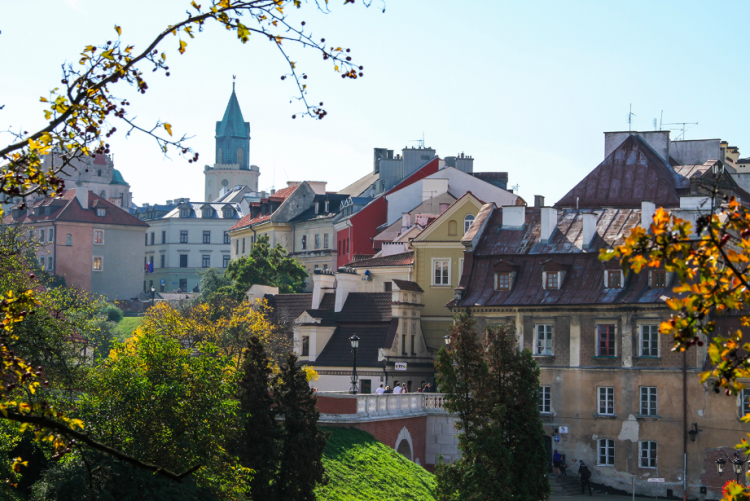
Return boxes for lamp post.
[716,449,750,484]
[150,286,155,308]
[349,334,359,395]
[444,335,451,346]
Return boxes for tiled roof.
[3,190,147,227]
[346,252,414,268]
[392,279,423,293]
[337,171,379,197]
[314,324,394,367]
[373,192,456,242]
[336,292,393,323]
[269,185,297,201]
[265,293,312,325]
[229,184,298,231]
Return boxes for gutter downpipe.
[683,349,688,501]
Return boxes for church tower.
[204,83,260,201]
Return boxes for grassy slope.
[114,316,142,342]
[316,427,437,501]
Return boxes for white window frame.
[223,255,230,268]
[93,229,105,245]
[598,387,614,416]
[463,214,475,234]
[535,324,553,356]
[598,438,615,466]
[201,255,210,268]
[639,324,659,357]
[639,441,657,469]
[432,258,451,286]
[539,386,551,414]
[324,233,329,249]
[92,256,104,272]
[96,208,106,217]
[47,256,53,271]
[39,228,46,243]
[741,389,750,417]
[65,234,72,246]
[640,386,657,416]
[39,256,45,269]
[48,228,54,242]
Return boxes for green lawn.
[315,427,437,501]
[114,316,142,342]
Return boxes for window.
[323,264,328,270]
[598,387,614,415]
[324,233,329,248]
[598,439,615,466]
[607,270,621,288]
[48,228,54,242]
[47,256,53,271]
[640,387,657,416]
[639,441,657,468]
[741,390,750,417]
[546,272,559,289]
[539,386,551,414]
[150,232,155,245]
[160,254,165,268]
[145,234,148,246]
[459,258,464,277]
[346,238,350,254]
[179,278,188,291]
[96,208,106,217]
[202,209,213,218]
[314,265,319,271]
[496,273,511,291]
[640,325,659,357]
[402,334,407,355]
[314,203,319,215]
[162,231,166,244]
[652,270,667,288]
[314,234,320,249]
[223,209,234,218]
[535,324,553,356]
[179,255,188,268]
[325,201,330,212]
[202,255,210,268]
[464,214,475,234]
[180,230,188,243]
[223,231,230,244]
[93,230,104,245]
[39,256,45,268]
[203,231,211,244]
[433,259,450,286]
[148,256,154,269]
[384,281,392,292]
[65,234,72,246]
[302,336,310,356]
[180,208,190,218]
[301,235,307,250]
[411,334,416,355]
[223,255,230,268]
[39,229,45,243]
[242,238,245,253]
[597,324,615,357]
[93,256,103,271]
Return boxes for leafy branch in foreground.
[0,0,373,210]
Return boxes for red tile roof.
[3,190,147,227]
[346,251,414,268]
[229,185,298,231]
[269,185,297,201]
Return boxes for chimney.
[439,203,450,214]
[75,182,89,210]
[540,207,557,243]
[311,270,336,310]
[334,268,359,313]
[534,195,545,208]
[582,213,598,249]
[641,200,656,231]
[501,205,526,229]
[401,213,410,234]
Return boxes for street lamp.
[716,449,750,483]
[150,286,155,307]
[688,423,701,443]
[444,335,451,346]
[349,334,360,395]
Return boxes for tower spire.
[232,74,236,91]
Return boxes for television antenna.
[628,104,636,132]
[662,120,698,140]
[410,132,425,149]
[511,184,520,194]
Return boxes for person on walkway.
[578,461,592,496]
[375,384,385,395]
[553,450,562,476]
[393,384,402,394]
[401,383,408,393]
[384,386,392,393]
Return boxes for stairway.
[549,473,586,496]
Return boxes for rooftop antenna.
[511,184,520,194]
[410,132,425,149]
[662,120,699,140]
[628,104,636,132]
[232,74,236,90]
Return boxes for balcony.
[316,392,447,422]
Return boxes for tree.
[236,339,328,500]
[221,235,308,298]
[0,1,371,210]
[435,314,549,501]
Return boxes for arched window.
[448,220,457,236]
[97,169,102,177]
[217,148,223,163]
[236,147,244,167]
[65,234,72,246]
[464,214,475,234]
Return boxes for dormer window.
[202,209,213,218]
[607,270,622,289]
[650,270,667,288]
[314,203,319,215]
[96,208,106,217]
[223,209,234,218]
[493,260,519,292]
[495,273,511,291]
[546,272,559,289]
[180,208,190,218]
[325,201,330,212]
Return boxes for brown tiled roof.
[556,135,681,209]
[392,279,423,293]
[269,185,298,202]
[229,213,271,231]
[3,190,147,227]
[346,251,414,268]
[229,184,298,231]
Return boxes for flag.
[148,262,154,273]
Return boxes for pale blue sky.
[2,1,748,205]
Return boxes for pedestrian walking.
[401,383,408,394]
[375,384,385,395]
[578,461,592,496]
[384,385,392,393]
[393,384,402,394]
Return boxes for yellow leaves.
[114,25,122,36]
[11,458,28,473]
[178,39,187,54]
[163,123,173,136]
[39,97,48,103]
[302,365,319,382]
[191,1,201,10]
[69,418,85,430]
[101,49,115,61]
[334,65,339,72]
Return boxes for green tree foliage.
[198,267,233,303]
[237,339,328,500]
[222,235,308,298]
[435,314,549,501]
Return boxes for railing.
[317,392,447,419]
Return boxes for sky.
[2,1,749,206]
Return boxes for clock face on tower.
[222,179,229,187]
